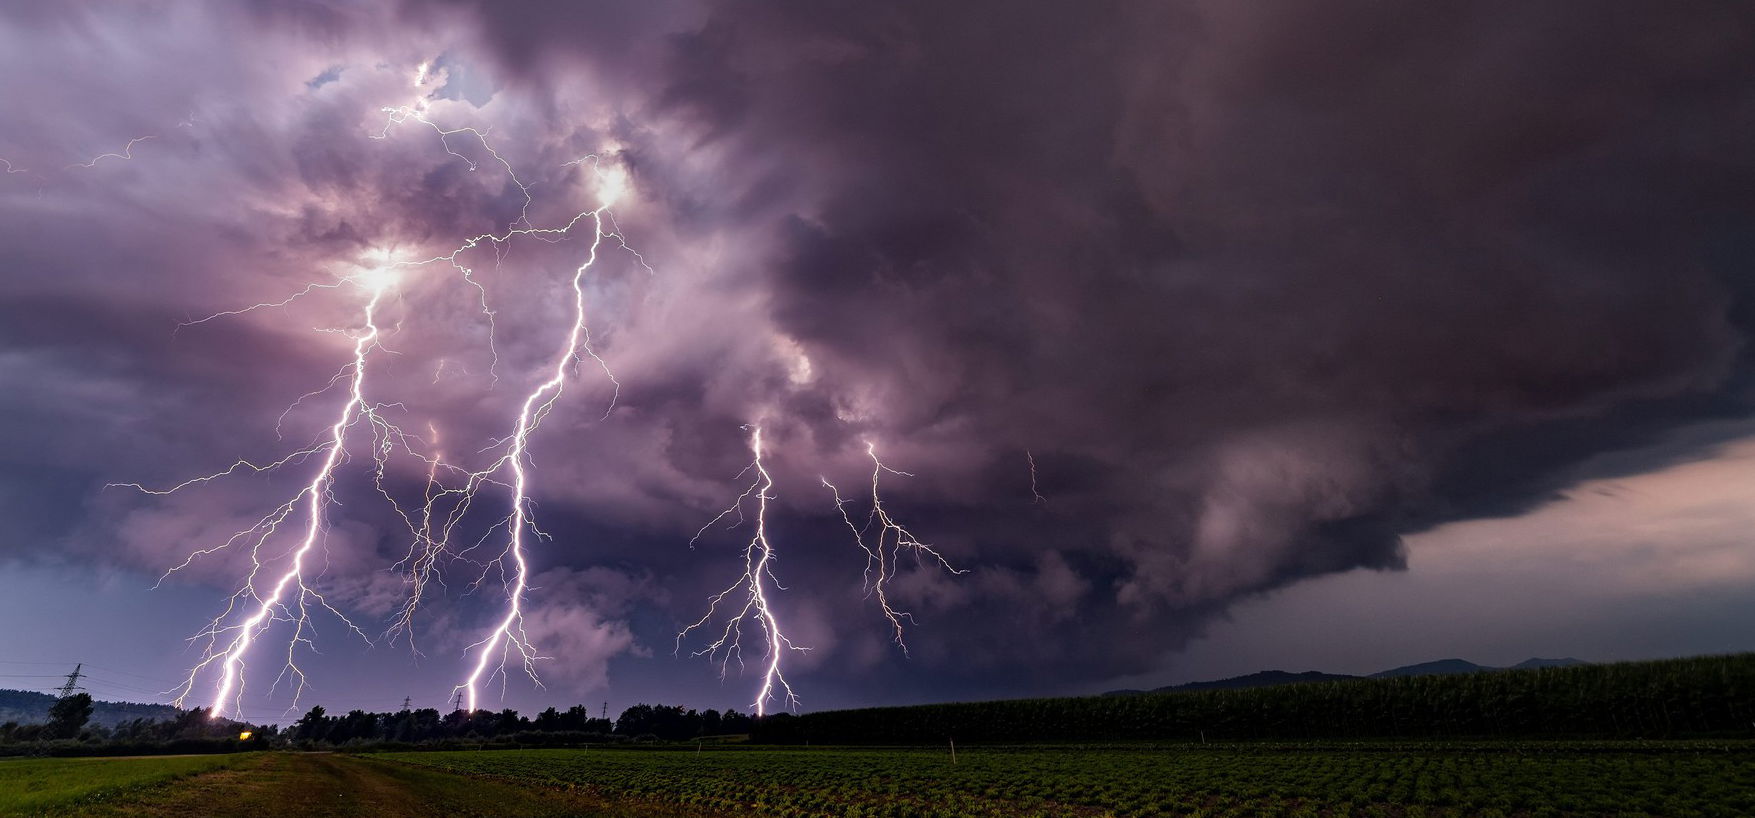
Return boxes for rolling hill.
[1108,657,1589,695]
[0,689,182,728]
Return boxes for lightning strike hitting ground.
[824,443,966,654]
[357,65,637,710]
[117,60,637,718]
[678,426,805,715]
[362,187,629,712]
[116,263,408,718]
[445,182,625,713]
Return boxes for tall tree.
[46,693,93,739]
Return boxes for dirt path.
[66,752,685,818]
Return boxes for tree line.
[0,694,276,757]
[284,702,753,746]
[752,653,1755,744]
[0,693,754,756]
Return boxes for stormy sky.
[3,1,1754,721]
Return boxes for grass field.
[5,743,1752,817]
[0,753,248,815]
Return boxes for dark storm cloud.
[591,0,1755,686]
[3,1,1754,708]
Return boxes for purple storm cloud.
[2,1,1753,714]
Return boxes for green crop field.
[0,753,249,815]
[4,742,1750,816]
[380,742,1755,817]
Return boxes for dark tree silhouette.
[45,693,92,739]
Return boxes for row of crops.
[752,653,1754,743]
[380,744,1755,817]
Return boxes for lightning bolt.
[823,442,965,654]
[1027,450,1047,506]
[65,135,156,170]
[370,62,525,382]
[375,62,534,230]
[116,262,408,719]
[383,422,454,651]
[368,65,635,710]
[448,190,622,713]
[682,433,966,711]
[678,425,805,715]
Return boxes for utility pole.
[452,690,464,713]
[601,701,608,722]
[402,696,412,712]
[56,664,83,699]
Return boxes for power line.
[79,664,183,686]
[83,677,170,692]
[0,660,181,687]
[80,678,179,700]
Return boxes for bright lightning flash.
[296,63,637,713]
[445,182,623,713]
[123,57,641,717]
[118,260,410,719]
[678,426,805,715]
[361,66,639,711]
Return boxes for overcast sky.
[2,1,1753,722]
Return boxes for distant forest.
[0,694,756,756]
[754,653,1755,744]
[278,702,754,747]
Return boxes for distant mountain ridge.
[1370,658,1492,678]
[1106,657,1589,696]
[0,688,182,727]
[1509,657,1590,670]
[1168,670,1360,691]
